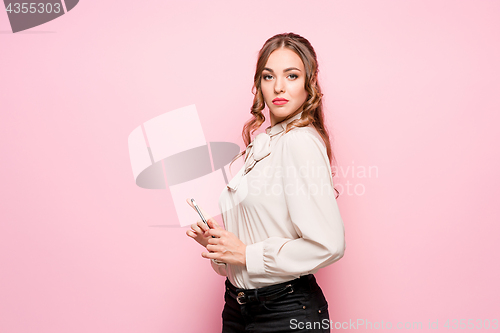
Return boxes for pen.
[191,198,216,238]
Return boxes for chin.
[270,107,291,115]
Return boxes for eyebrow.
[262,67,301,73]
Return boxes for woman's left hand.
[202,227,247,267]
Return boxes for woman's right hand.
[185,198,223,248]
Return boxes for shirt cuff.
[212,259,226,266]
[246,242,265,275]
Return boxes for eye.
[288,74,298,80]
[262,74,273,81]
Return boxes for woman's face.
[261,47,309,126]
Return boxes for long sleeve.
[211,259,227,276]
[245,129,346,277]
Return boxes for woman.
[186,32,346,333]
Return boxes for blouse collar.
[265,111,304,137]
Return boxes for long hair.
[229,32,340,198]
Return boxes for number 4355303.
[444,319,498,329]
[6,3,62,14]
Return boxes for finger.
[196,220,209,232]
[201,251,221,260]
[190,223,203,235]
[207,244,225,253]
[186,198,195,208]
[207,237,219,245]
[187,230,200,239]
[207,228,225,238]
[207,219,222,230]
[186,198,215,226]
[186,198,210,221]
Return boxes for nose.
[274,76,285,94]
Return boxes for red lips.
[272,97,288,105]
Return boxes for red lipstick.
[272,97,288,105]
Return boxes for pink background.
[1,0,499,332]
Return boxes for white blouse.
[212,111,346,289]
